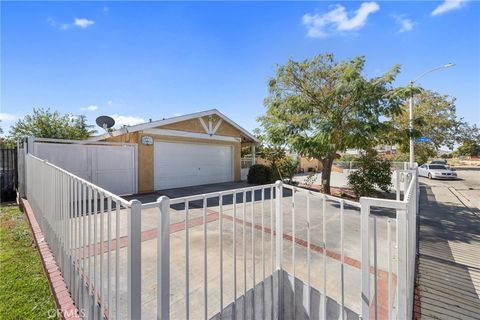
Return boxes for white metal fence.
[241,157,254,169]
[333,161,417,172]
[26,154,142,319]
[25,152,418,319]
[241,157,254,181]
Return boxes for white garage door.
[154,141,233,190]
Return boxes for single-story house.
[90,109,258,193]
[299,157,322,173]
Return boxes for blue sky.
[1,1,479,135]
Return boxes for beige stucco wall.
[299,157,322,172]
[105,118,244,193]
[161,117,207,133]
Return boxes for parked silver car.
[418,164,457,179]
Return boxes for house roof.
[90,109,259,143]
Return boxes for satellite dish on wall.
[96,115,115,131]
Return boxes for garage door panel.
[154,141,233,190]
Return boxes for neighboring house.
[90,109,258,193]
[255,154,326,173]
[341,145,398,157]
[299,157,322,172]
[343,149,362,156]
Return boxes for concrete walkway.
[415,181,480,320]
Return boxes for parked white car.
[418,164,457,179]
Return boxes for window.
[429,165,447,170]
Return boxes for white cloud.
[302,2,380,38]
[48,17,95,30]
[47,18,69,30]
[112,115,145,127]
[431,0,468,16]
[74,18,95,28]
[107,100,113,106]
[0,113,17,121]
[81,105,98,112]
[392,15,416,33]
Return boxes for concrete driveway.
[88,181,398,319]
[125,182,252,203]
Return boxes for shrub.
[247,164,273,184]
[391,153,409,162]
[348,151,392,197]
[339,154,359,162]
[303,172,318,188]
[276,158,299,182]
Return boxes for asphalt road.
[419,169,480,211]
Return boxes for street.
[415,169,480,320]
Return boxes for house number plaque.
[141,136,154,145]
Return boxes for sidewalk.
[414,184,480,320]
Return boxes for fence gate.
[0,148,17,202]
[29,138,138,196]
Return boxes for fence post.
[359,198,370,320]
[397,206,408,320]
[17,140,25,199]
[27,136,35,154]
[157,196,170,320]
[396,170,401,201]
[128,199,142,319]
[275,180,283,319]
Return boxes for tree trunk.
[321,154,335,194]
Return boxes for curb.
[447,187,480,218]
[21,198,81,320]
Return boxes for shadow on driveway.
[415,183,480,319]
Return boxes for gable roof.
[90,109,259,143]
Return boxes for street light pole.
[408,63,455,168]
[409,81,414,168]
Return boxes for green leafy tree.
[259,54,404,194]
[348,150,392,197]
[457,123,480,145]
[7,108,96,142]
[256,145,288,181]
[277,157,299,183]
[390,90,466,155]
[456,140,480,157]
[0,120,9,147]
[392,145,436,165]
[252,128,300,182]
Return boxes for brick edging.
[21,198,81,320]
[413,256,422,320]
